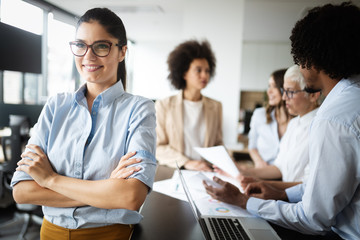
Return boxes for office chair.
[0,115,42,240]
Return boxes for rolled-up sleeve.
[126,98,157,191]
[128,150,157,191]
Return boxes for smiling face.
[74,21,126,91]
[183,58,210,91]
[266,77,282,106]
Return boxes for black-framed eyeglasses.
[281,88,304,99]
[69,40,121,57]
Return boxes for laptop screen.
[176,163,201,221]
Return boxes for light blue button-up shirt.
[285,183,305,203]
[247,76,360,239]
[11,81,157,229]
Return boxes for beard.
[303,86,321,93]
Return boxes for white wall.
[240,41,293,91]
[131,41,178,100]
[131,0,245,146]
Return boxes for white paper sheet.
[152,178,187,201]
[181,170,253,217]
[194,145,240,178]
[153,170,252,218]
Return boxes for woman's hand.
[110,151,142,179]
[184,160,212,172]
[213,165,233,178]
[16,144,57,188]
[254,160,268,168]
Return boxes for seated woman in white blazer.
[155,40,223,171]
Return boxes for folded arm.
[14,148,146,210]
[14,177,147,210]
[46,176,148,210]
[13,180,84,207]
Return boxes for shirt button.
[76,163,81,167]
[75,171,80,176]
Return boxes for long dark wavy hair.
[265,69,291,123]
[77,8,127,89]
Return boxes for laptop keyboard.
[209,218,251,240]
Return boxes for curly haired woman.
[155,40,223,171]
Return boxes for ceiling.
[44,0,359,43]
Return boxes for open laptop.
[176,166,281,240]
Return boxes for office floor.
[0,203,41,240]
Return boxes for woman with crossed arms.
[11,8,156,240]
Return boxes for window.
[0,0,43,35]
[0,0,44,104]
[24,73,43,104]
[0,0,77,103]
[3,71,22,104]
[47,13,76,97]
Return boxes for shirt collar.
[74,81,125,107]
[318,75,360,116]
[298,107,318,125]
[74,84,87,106]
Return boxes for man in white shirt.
[203,3,360,239]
